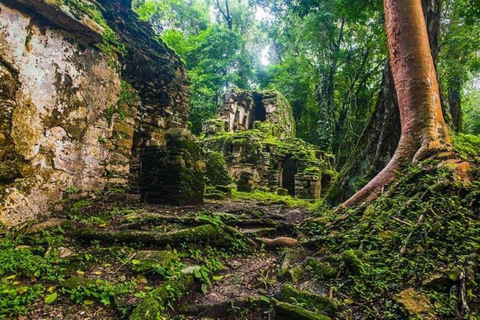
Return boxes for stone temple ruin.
[203,88,335,199]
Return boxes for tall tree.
[216,0,233,29]
[342,0,450,207]
[326,0,441,204]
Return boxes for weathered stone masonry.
[203,89,335,199]
[0,0,191,225]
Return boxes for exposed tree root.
[340,0,452,209]
[72,224,239,247]
[130,272,195,320]
[259,237,298,248]
[26,219,77,234]
[119,212,283,230]
[275,302,330,320]
[399,214,425,256]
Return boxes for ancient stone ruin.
[203,88,335,199]
[0,0,202,225]
[212,88,295,138]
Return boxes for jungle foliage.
[132,0,479,169]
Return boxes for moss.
[204,190,227,200]
[277,188,288,196]
[233,189,312,208]
[63,0,126,58]
[215,185,232,195]
[300,152,480,318]
[132,250,178,274]
[140,129,205,205]
[279,285,337,315]
[205,152,232,186]
[341,249,365,275]
[453,133,480,161]
[286,265,305,283]
[202,126,334,177]
[130,273,195,320]
[395,288,435,319]
[275,302,331,320]
[203,119,226,136]
[237,171,254,193]
[305,258,337,280]
[73,224,235,247]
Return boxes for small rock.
[15,245,32,251]
[181,265,201,275]
[132,250,178,273]
[58,247,73,258]
[396,288,435,319]
[227,260,242,269]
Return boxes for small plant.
[65,186,78,194]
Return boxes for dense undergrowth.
[300,134,480,318]
[0,134,479,319]
[0,211,249,319]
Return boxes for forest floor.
[2,136,480,320]
[0,191,326,320]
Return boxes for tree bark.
[325,63,400,204]
[448,79,462,132]
[341,0,450,208]
[326,0,442,205]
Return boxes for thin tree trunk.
[342,0,450,208]
[325,63,399,204]
[317,18,345,152]
[448,79,462,132]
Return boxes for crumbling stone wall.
[0,0,190,225]
[216,88,296,139]
[140,129,205,205]
[203,91,336,199]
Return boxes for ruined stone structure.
[0,0,198,225]
[208,88,296,139]
[203,90,335,199]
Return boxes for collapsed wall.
[203,89,335,199]
[210,88,296,139]
[0,0,192,225]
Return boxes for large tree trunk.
[325,64,399,204]
[341,0,450,208]
[326,0,441,205]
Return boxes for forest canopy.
[132,0,480,165]
[2,0,480,318]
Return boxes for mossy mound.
[140,128,205,205]
[205,152,232,186]
[202,123,336,199]
[279,285,337,315]
[300,144,480,318]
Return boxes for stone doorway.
[250,92,267,128]
[282,156,297,196]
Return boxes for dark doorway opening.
[250,93,267,128]
[321,174,332,196]
[282,156,297,196]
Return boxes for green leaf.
[45,292,58,304]
[194,269,201,279]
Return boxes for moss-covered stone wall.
[203,125,335,200]
[215,88,295,139]
[0,0,190,225]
